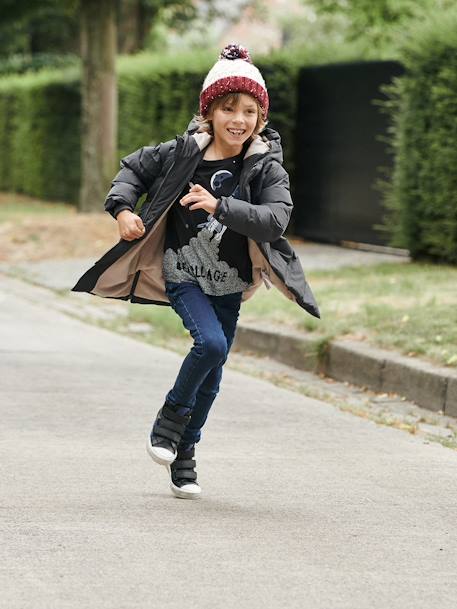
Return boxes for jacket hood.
[185,117,284,165]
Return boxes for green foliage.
[0,66,81,201]
[269,38,394,66]
[0,49,300,204]
[312,0,426,30]
[0,0,79,55]
[379,9,457,263]
[116,50,213,156]
[0,0,215,57]
[0,53,79,76]
[305,0,456,58]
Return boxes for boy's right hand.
[116,210,146,241]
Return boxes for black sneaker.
[146,402,192,465]
[167,445,201,499]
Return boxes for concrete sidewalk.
[2,276,457,608]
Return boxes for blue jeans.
[164,281,243,446]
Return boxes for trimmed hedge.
[0,53,79,77]
[0,49,299,205]
[0,68,81,202]
[380,11,457,263]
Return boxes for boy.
[72,44,320,500]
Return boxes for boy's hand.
[116,210,146,241]
[180,184,219,214]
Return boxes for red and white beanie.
[200,44,269,119]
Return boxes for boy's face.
[209,93,259,151]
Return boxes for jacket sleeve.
[213,160,293,242]
[104,144,164,219]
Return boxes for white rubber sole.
[146,436,176,466]
[167,465,202,500]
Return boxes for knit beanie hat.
[199,43,269,119]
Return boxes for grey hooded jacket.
[72,121,320,319]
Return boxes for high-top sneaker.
[146,402,192,465]
[167,445,201,499]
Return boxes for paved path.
[1,278,456,609]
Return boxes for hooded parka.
[72,121,320,319]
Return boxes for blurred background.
[1,0,456,369]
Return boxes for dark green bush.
[380,11,457,263]
[0,68,81,202]
[0,49,299,205]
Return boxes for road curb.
[233,322,457,416]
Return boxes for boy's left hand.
[180,184,219,214]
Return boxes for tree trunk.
[79,0,118,213]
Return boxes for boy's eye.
[223,106,233,111]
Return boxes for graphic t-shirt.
[162,149,253,296]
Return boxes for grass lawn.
[129,262,457,369]
[241,262,457,367]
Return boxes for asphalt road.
[1,277,456,609]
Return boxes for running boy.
[72,43,320,500]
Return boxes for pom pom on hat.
[200,43,269,118]
[219,43,252,63]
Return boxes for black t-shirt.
[163,148,253,295]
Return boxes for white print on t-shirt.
[210,170,233,191]
[196,214,227,242]
[162,229,250,295]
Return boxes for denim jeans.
[164,280,243,446]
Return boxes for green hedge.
[380,11,457,263]
[0,53,79,76]
[0,49,299,205]
[0,68,81,202]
